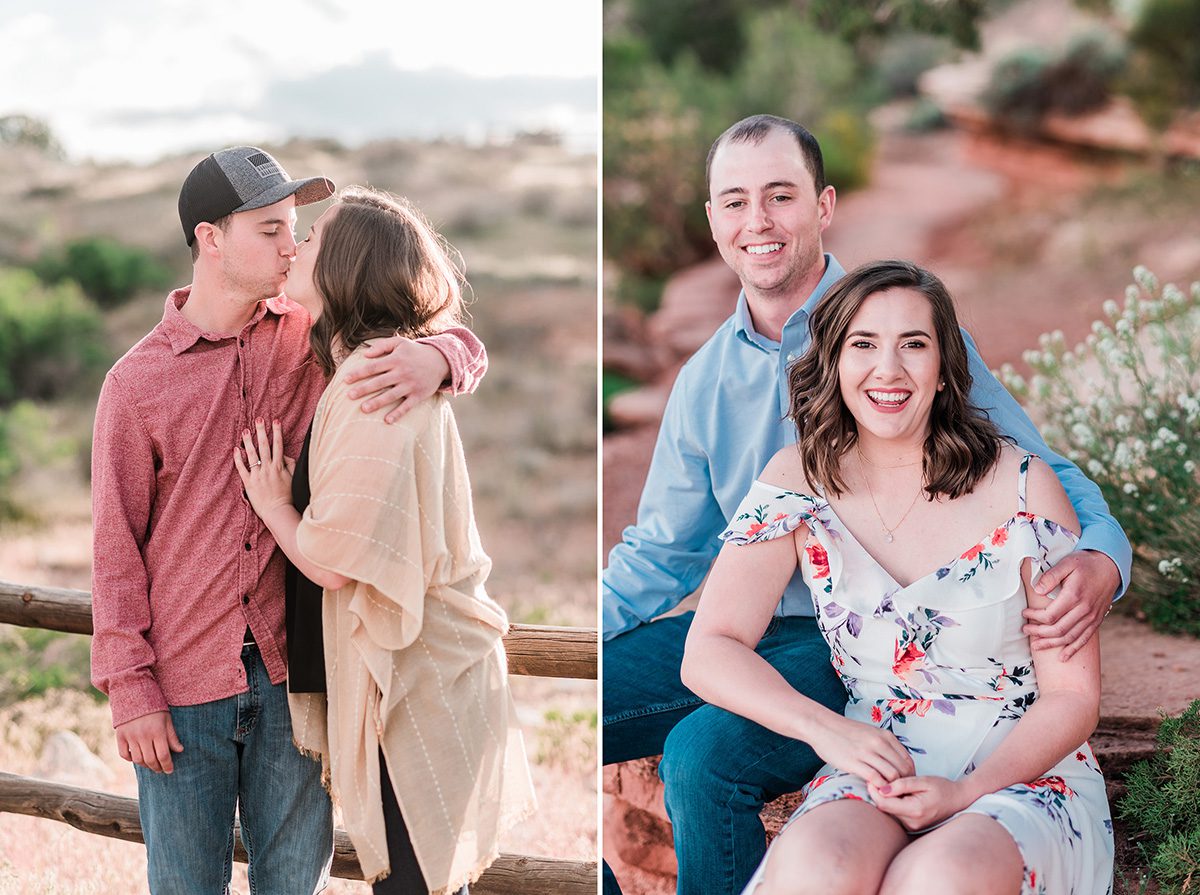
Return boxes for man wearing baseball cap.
[90,146,488,893]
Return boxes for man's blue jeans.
[603,612,846,895]
[134,643,333,894]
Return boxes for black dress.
[285,424,326,693]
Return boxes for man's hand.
[116,710,183,774]
[1022,550,1120,660]
[343,336,450,423]
[868,775,972,831]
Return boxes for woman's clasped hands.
[234,418,296,521]
[807,712,970,831]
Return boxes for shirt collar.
[162,287,295,355]
[734,253,847,350]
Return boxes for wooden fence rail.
[0,773,596,894]
[0,580,597,680]
[0,580,598,892]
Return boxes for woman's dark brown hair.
[309,186,465,377]
[787,259,1003,500]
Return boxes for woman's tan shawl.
[288,349,536,892]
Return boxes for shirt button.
[244,542,252,551]
[242,594,250,605]
[786,352,797,362]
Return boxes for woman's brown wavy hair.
[787,259,1003,500]
[309,186,465,377]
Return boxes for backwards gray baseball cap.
[178,146,335,246]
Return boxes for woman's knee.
[881,830,1021,895]
[756,836,870,895]
[755,808,900,895]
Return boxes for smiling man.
[601,114,1131,895]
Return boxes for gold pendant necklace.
[856,447,923,543]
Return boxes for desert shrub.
[623,0,774,75]
[874,32,957,98]
[603,370,641,432]
[34,236,172,308]
[906,97,950,132]
[982,31,1127,131]
[0,627,97,708]
[1122,0,1200,130]
[999,268,1200,636]
[1119,700,1200,894]
[0,267,110,406]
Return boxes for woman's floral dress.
[723,456,1113,895]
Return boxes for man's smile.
[744,242,784,256]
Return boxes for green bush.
[982,31,1127,131]
[1119,700,1200,894]
[1123,0,1200,130]
[34,237,172,308]
[874,32,957,98]
[905,97,950,132]
[603,370,641,432]
[0,267,110,406]
[0,627,97,707]
[999,268,1200,636]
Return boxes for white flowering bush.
[1000,267,1200,636]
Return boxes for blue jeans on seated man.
[602,612,846,895]
[134,642,333,895]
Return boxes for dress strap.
[1017,453,1034,512]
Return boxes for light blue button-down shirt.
[602,254,1131,640]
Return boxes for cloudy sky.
[0,0,598,161]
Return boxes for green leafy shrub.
[1122,0,1200,130]
[34,237,172,308]
[905,97,949,132]
[1000,268,1200,636]
[874,32,956,98]
[1120,700,1200,894]
[603,370,641,432]
[0,627,98,707]
[982,31,1127,131]
[0,267,110,406]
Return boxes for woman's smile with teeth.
[866,390,911,407]
[745,243,783,255]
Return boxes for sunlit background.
[0,0,598,161]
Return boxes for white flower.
[1114,414,1131,433]
[1123,482,1138,495]
[1157,427,1179,443]
[1103,299,1120,319]
[1115,318,1132,335]
[1185,460,1197,474]
[1087,459,1105,476]
[1112,443,1132,469]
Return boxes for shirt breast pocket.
[268,363,319,457]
